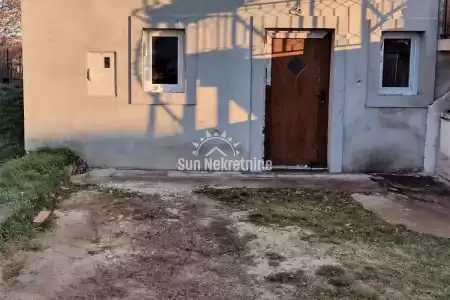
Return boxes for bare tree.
[0,0,21,47]
[0,0,21,82]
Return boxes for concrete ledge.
[70,169,382,193]
[441,110,450,120]
[438,39,450,51]
[75,168,372,181]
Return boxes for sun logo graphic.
[178,130,272,171]
[192,130,241,158]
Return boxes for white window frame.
[379,32,420,96]
[142,29,185,93]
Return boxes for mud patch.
[372,174,450,207]
[0,186,259,300]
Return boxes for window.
[143,29,185,93]
[104,57,111,68]
[379,32,420,95]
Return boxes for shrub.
[0,84,24,162]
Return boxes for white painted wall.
[440,115,450,157]
[438,113,450,179]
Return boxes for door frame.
[264,29,334,169]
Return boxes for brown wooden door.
[265,32,332,167]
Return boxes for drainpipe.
[6,49,10,83]
[444,0,449,38]
[248,16,254,164]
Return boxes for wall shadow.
[28,0,441,173]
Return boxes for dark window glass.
[152,36,178,84]
[104,57,111,69]
[382,38,411,88]
[287,56,307,76]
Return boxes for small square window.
[379,32,420,96]
[142,29,185,93]
[104,57,111,69]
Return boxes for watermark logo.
[177,130,272,172]
[192,130,240,158]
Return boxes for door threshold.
[271,165,328,172]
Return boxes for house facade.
[21,0,443,173]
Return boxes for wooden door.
[265,32,332,167]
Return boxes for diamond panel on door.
[287,56,307,76]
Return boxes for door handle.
[87,68,91,81]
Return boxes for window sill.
[366,94,433,108]
[378,91,418,96]
[145,89,186,94]
[143,84,185,94]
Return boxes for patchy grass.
[2,259,25,282]
[0,148,77,245]
[266,251,286,267]
[199,188,414,244]
[314,284,378,300]
[207,220,254,256]
[315,265,354,287]
[200,187,450,300]
[266,270,309,287]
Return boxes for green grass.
[0,148,76,245]
[200,187,450,300]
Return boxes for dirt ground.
[0,171,449,300]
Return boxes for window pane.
[382,38,411,88]
[152,36,178,84]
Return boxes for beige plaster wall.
[21,0,439,171]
